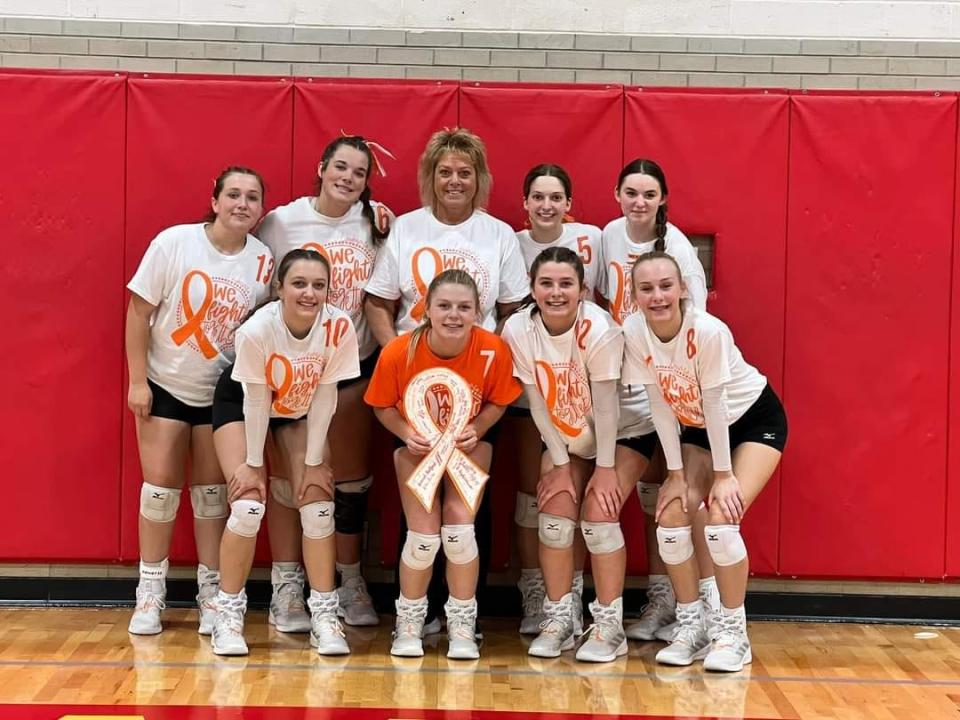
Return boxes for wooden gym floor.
[0,607,957,719]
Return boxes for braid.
[360,186,389,247]
[654,204,668,252]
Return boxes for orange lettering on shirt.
[535,360,582,437]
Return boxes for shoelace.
[521,576,546,616]
[711,613,745,649]
[344,578,373,606]
[394,604,427,639]
[586,603,621,641]
[314,614,345,638]
[537,613,571,636]
[445,604,476,641]
[639,584,672,619]
[216,596,246,635]
[136,586,166,612]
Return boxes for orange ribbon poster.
[534,361,583,438]
[410,247,443,322]
[403,367,488,513]
[171,270,219,359]
[266,353,297,415]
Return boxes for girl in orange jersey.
[623,252,787,672]
[125,167,273,637]
[257,136,393,632]
[511,164,603,638]
[598,158,712,645]
[365,269,521,660]
[502,247,657,663]
[209,249,361,657]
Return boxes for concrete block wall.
[2,19,960,90]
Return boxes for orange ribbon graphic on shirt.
[266,353,297,415]
[410,247,443,322]
[302,242,332,265]
[403,367,488,513]
[170,270,218,359]
[609,262,629,326]
[535,361,583,438]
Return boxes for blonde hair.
[407,269,481,366]
[417,127,492,212]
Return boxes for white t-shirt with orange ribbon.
[516,222,603,298]
[257,197,392,362]
[364,207,529,334]
[597,219,707,325]
[622,306,767,428]
[232,301,361,420]
[503,301,654,458]
[127,223,273,406]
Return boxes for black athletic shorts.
[338,347,381,390]
[211,364,299,433]
[147,379,212,426]
[616,432,659,461]
[680,383,788,454]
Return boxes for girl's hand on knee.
[299,463,335,501]
[537,463,577,509]
[585,466,621,519]
[655,469,688,523]
[229,463,266,503]
[709,472,744,524]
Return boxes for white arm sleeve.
[525,384,570,467]
[243,382,272,467]
[590,379,620,468]
[645,384,683,471]
[305,383,338,466]
[701,385,732,472]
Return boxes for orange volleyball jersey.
[365,327,521,428]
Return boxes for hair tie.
[340,130,396,178]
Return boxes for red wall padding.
[624,90,790,574]
[780,93,956,578]
[121,75,294,563]
[460,83,625,227]
[0,72,126,560]
[949,118,960,578]
[5,71,960,582]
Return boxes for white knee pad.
[440,524,478,565]
[299,501,335,539]
[514,491,539,529]
[226,499,265,538]
[139,482,182,523]
[538,513,576,549]
[190,484,228,519]
[269,477,296,509]
[401,531,441,571]
[704,524,748,567]
[580,521,625,555]
[656,525,694,565]
[637,482,659,516]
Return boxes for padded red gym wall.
[780,92,956,578]
[624,90,790,575]
[121,75,294,563]
[944,112,960,578]
[0,71,126,560]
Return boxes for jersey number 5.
[576,235,592,264]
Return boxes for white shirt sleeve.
[498,231,532,304]
[243,382,272,467]
[501,319,536,385]
[621,321,655,387]
[363,226,402,301]
[590,379,620,468]
[305,383,338,466]
[701,385,732,472]
[321,317,361,384]
[526,384,571,467]
[127,235,171,307]
[232,328,267,384]
[585,324,623,382]
[696,326,733,390]
[646,384,683,470]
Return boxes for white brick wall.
[5,0,960,39]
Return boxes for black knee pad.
[334,479,370,534]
